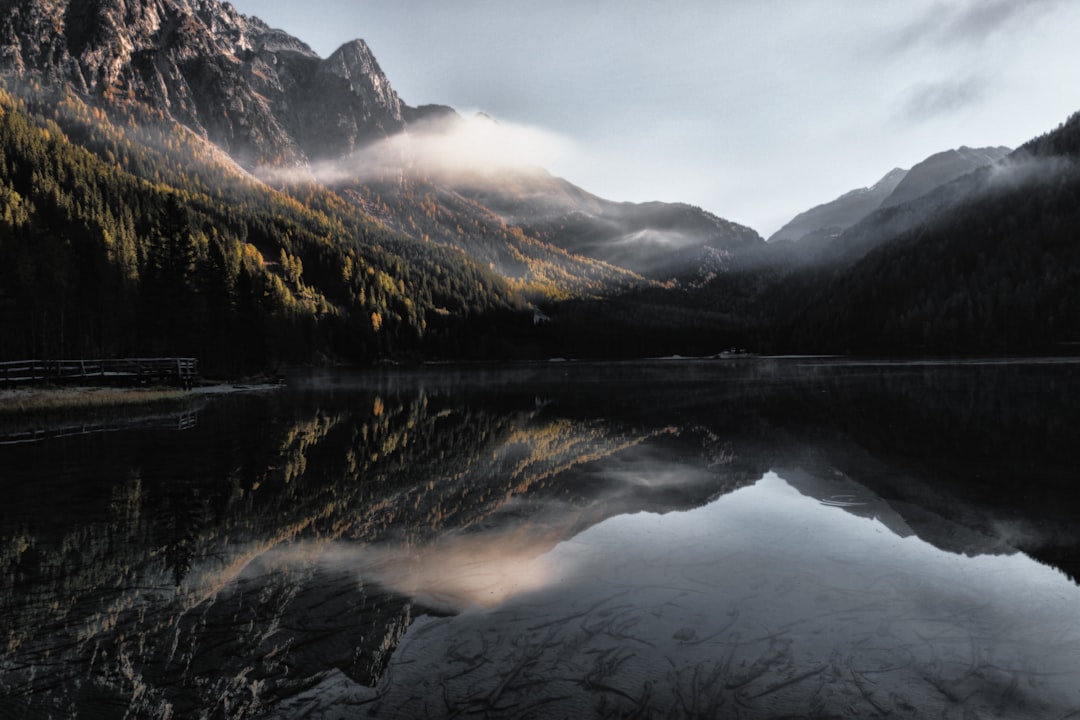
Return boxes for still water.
[2,359,1079,719]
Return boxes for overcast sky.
[226,0,1080,237]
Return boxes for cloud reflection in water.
[317,531,559,613]
[278,470,1080,719]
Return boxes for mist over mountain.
[767,116,1080,354]
[285,97,764,283]
[0,0,761,287]
[878,146,1012,210]
[442,159,764,281]
[2,0,1080,365]
[769,146,1011,256]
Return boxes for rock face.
[302,39,405,157]
[0,0,406,165]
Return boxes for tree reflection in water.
[1,359,1078,718]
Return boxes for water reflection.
[291,470,1078,719]
[0,409,199,445]
[1,360,1079,718]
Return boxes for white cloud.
[258,113,572,186]
[899,77,987,122]
[399,114,571,176]
[234,0,1080,236]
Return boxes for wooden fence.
[0,358,199,388]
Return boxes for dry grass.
[0,385,196,418]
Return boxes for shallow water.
[2,359,1079,718]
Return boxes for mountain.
[442,162,764,281]
[0,83,526,369]
[0,0,405,165]
[810,146,1014,267]
[0,0,760,289]
[768,146,1010,254]
[0,0,756,367]
[877,145,1011,209]
[768,167,907,244]
[770,112,1080,354]
[6,0,1076,364]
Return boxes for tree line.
[0,82,527,373]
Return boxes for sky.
[225,0,1080,237]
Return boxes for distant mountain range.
[1,0,1079,365]
[768,146,1011,247]
[764,116,1080,353]
[768,167,908,245]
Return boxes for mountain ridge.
[768,145,1011,250]
[0,0,762,284]
[879,146,1011,209]
[0,0,408,165]
[765,112,1080,354]
[3,0,1079,365]
[767,167,908,244]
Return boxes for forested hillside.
[764,113,1080,354]
[339,175,645,300]
[0,83,526,371]
[2,0,1079,368]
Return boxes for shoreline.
[0,382,283,429]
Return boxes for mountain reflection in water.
[1,359,1079,719]
[284,471,1078,719]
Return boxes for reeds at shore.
[0,386,196,420]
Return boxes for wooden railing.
[0,358,199,388]
[0,411,199,446]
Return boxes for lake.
[2,358,1079,719]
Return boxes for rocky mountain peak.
[319,38,402,125]
[251,25,317,57]
[0,0,408,166]
[325,39,378,82]
[0,0,768,284]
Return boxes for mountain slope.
[878,146,1011,209]
[457,171,765,281]
[0,0,405,165]
[0,0,760,290]
[772,114,1080,354]
[768,167,907,245]
[768,146,1010,259]
[337,175,646,299]
[0,83,525,368]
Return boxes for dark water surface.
[2,359,1079,719]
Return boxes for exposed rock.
[0,0,766,284]
[0,0,406,165]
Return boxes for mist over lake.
[3,359,1079,719]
